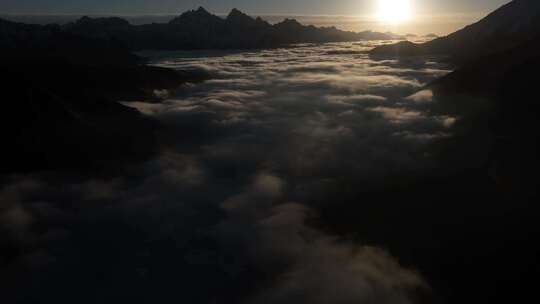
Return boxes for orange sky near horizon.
[261,12,486,35]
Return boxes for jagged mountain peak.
[188,6,211,16]
[170,6,220,24]
[225,8,272,29]
[227,8,253,22]
[192,6,213,17]
[275,18,302,28]
[47,7,395,50]
[228,8,246,17]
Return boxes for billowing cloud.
[369,106,426,124]
[2,41,454,303]
[218,173,429,304]
[406,89,434,103]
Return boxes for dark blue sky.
[0,0,509,15]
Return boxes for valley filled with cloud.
[1,41,458,303]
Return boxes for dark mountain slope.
[1,63,156,174]
[430,36,540,189]
[0,18,202,174]
[370,1,540,193]
[370,0,540,63]
[339,31,540,304]
[432,36,540,98]
[365,4,540,301]
[0,18,139,66]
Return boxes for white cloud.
[326,94,387,106]
[406,89,434,103]
[218,174,428,304]
[369,106,425,124]
[3,41,455,303]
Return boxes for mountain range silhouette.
[64,7,396,50]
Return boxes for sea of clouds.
[1,41,454,303]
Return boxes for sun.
[376,0,412,23]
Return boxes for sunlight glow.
[377,0,412,23]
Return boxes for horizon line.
[0,9,487,19]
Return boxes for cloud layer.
[1,41,452,303]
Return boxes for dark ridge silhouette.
[169,6,224,27]
[429,34,540,188]
[371,2,540,194]
[369,40,424,57]
[1,63,157,174]
[365,5,540,302]
[370,0,540,63]
[64,7,395,50]
[406,1,540,198]
[227,8,261,26]
[0,18,139,66]
[0,18,206,174]
[401,36,540,303]
[336,12,540,303]
[431,37,540,100]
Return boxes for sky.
[0,0,510,16]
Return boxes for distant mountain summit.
[64,7,394,50]
[169,6,222,26]
[226,8,261,25]
[370,0,540,62]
